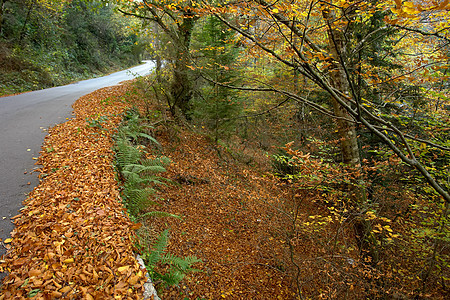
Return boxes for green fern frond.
[137,132,159,145]
[115,139,142,171]
[138,211,181,221]
[161,253,202,272]
[146,229,169,268]
[141,156,171,168]
[118,109,159,145]
[160,270,185,287]
[123,163,167,175]
[124,187,158,214]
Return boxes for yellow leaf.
[272,8,279,13]
[390,7,401,14]
[4,238,12,244]
[63,258,74,264]
[118,265,130,273]
[403,6,419,14]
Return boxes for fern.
[142,230,202,287]
[117,108,159,145]
[138,211,181,221]
[160,253,202,273]
[123,187,158,215]
[123,163,167,176]
[141,156,171,168]
[114,108,202,288]
[121,160,170,215]
[115,138,142,173]
[145,229,169,268]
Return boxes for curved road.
[0,61,155,277]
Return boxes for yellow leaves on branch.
[390,1,420,16]
[390,0,450,19]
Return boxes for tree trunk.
[322,8,377,264]
[0,0,5,36]
[170,12,196,117]
[322,9,360,168]
[153,22,162,73]
[19,0,36,44]
[171,49,192,115]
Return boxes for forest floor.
[0,81,302,299]
[145,117,298,299]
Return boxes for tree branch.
[392,23,450,43]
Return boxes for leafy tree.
[201,0,449,295]
[191,15,243,141]
[0,0,142,94]
[115,0,200,116]
[208,0,449,201]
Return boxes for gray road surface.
[0,61,155,280]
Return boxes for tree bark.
[322,9,361,167]
[322,7,378,263]
[170,11,196,116]
[0,0,5,36]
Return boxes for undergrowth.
[114,108,202,289]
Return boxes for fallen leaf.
[60,285,71,293]
[29,269,41,277]
[63,258,74,264]
[117,265,129,273]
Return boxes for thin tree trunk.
[322,7,377,263]
[0,0,5,36]
[19,0,35,44]
[322,9,360,168]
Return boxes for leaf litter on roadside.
[0,84,148,299]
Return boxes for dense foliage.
[115,0,449,298]
[0,0,144,95]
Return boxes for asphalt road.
[0,61,155,278]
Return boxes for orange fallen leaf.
[28,269,41,277]
[60,285,71,293]
[13,258,27,266]
[51,291,62,298]
[128,275,139,285]
[130,223,142,230]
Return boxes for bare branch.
[392,24,450,43]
